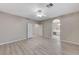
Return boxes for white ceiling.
[0,3,79,21]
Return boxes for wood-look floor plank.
[0,37,62,55]
[61,42,79,55]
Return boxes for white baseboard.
[61,40,79,46]
[0,37,35,46]
[0,38,27,45]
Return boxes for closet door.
[28,23,33,38]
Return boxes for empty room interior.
[0,3,79,55]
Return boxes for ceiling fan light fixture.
[35,9,46,18]
[36,13,46,18]
[36,14,43,17]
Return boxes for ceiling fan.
[36,3,54,18]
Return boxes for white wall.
[59,12,79,43]
[42,12,79,44]
[0,12,28,44]
[0,12,43,44]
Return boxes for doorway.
[52,19,60,40]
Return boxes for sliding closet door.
[28,23,33,38]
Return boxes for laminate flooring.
[0,36,61,55]
[61,41,79,55]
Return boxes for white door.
[28,23,33,38]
